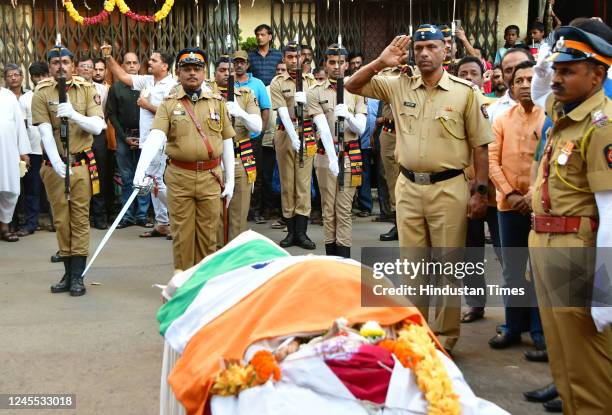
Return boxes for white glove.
[38,123,73,178]
[57,101,77,120]
[289,133,301,152]
[226,101,247,119]
[221,139,235,207]
[328,155,339,177]
[535,42,552,70]
[334,103,350,119]
[295,91,307,105]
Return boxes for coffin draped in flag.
[157,231,509,415]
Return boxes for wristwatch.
[476,184,488,195]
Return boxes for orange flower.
[250,350,281,383]
[377,339,396,352]
[393,339,422,369]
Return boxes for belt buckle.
[196,160,205,171]
[414,172,431,185]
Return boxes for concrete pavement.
[0,216,552,414]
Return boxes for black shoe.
[336,245,351,258]
[50,258,72,293]
[253,214,267,224]
[524,349,548,362]
[543,399,562,413]
[92,219,108,230]
[116,219,134,229]
[50,251,67,263]
[293,215,316,250]
[325,243,337,256]
[69,256,87,297]
[379,225,398,241]
[279,217,295,248]
[523,383,558,403]
[488,332,521,349]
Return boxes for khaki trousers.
[217,158,251,248]
[395,172,469,350]
[274,130,313,218]
[41,164,92,257]
[529,226,612,415]
[165,163,222,271]
[379,130,399,210]
[314,153,356,247]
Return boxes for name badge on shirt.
[403,101,417,108]
[319,100,329,104]
[282,89,291,93]
[48,100,59,107]
[173,103,185,116]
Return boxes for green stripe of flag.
[157,239,288,336]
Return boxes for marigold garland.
[211,350,281,396]
[63,0,174,26]
[378,324,461,415]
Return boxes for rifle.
[336,76,345,191]
[295,37,305,168]
[56,35,70,200]
[408,0,415,66]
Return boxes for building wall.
[496,0,530,48]
[239,0,272,41]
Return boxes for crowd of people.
[1,12,611,415]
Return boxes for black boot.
[325,243,337,256]
[69,256,87,297]
[279,217,295,248]
[50,258,72,293]
[336,245,351,258]
[523,383,558,403]
[380,225,398,241]
[294,215,316,250]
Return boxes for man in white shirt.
[104,48,176,238]
[486,48,534,124]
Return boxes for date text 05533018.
[0,394,76,409]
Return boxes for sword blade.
[82,188,140,277]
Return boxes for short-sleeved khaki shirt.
[379,67,402,122]
[359,70,493,172]
[151,85,235,162]
[532,90,612,217]
[270,72,317,119]
[209,82,260,144]
[31,76,103,154]
[307,78,367,143]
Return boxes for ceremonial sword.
[81,188,140,277]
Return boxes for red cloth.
[325,344,395,404]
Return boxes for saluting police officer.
[270,42,318,249]
[32,45,106,296]
[307,44,367,258]
[209,53,262,247]
[529,27,612,415]
[133,49,236,271]
[346,25,492,352]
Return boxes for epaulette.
[270,74,284,84]
[211,93,224,101]
[164,85,180,100]
[303,72,315,80]
[236,86,252,96]
[71,76,92,87]
[591,109,611,128]
[448,74,475,89]
[34,78,55,92]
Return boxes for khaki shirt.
[209,82,260,145]
[532,90,612,217]
[270,72,317,119]
[151,85,235,162]
[307,78,367,143]
[31,76,103,154]
[379,67,402,122]
[360,70,493,172]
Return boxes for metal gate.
[1,0,238,88]
[271,0,499,65]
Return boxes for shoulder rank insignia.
[592,110,609,128]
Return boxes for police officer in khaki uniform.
[32,45,106,296]
[346,25,492,351]
[307,44,367,258]
[133,49,236,271]
[270,42,318,249]
[529,27,612,415]
[210,53,262,247]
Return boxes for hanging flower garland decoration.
[64,0,174,26]
[63,0,115,26]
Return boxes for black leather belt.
[400,166,463,185]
